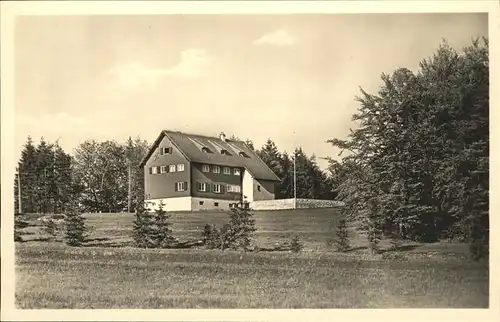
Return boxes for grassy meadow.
[15,208,489,308]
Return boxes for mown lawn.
[15,243,488,309]
[15,208,488,308]
[20,208,352,250]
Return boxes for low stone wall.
[250,198,344,210]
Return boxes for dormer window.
[221,149,231,156]
[234,168,241,176]
[202,147,212,153]
[239,152,249,158]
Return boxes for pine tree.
[258,139,284,179]
[151,201,175,248]
[15,136,38,213]
[34,138,55,214]
[132,201,154,248]
[52,141,73,214]
[63,199,87,246]
[278,152,293,198]
[224,201,257,251]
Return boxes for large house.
[140,130,280,211]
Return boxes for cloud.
[253,30,296,46]
[107,49,212,90]
[108,62,166,90]
[165,49,212,78]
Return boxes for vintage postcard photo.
[1,1,498,321]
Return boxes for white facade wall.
[191,197,236,211]
[242,170,254,202]
[146,197,192,211]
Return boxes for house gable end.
[140,131,191,167]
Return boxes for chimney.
[219,132,226,142]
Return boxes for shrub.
[335,218,351,252]
[202,223,212,245]
[289,235,304,253]
[204,224,222,249]
[367,224,382,254]
[63,201,87,247]
[14,213,28,242]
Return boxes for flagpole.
[293,132,297,209]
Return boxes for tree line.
[15,135,334,214]
[327,38,489,259]
[15,136,149,214]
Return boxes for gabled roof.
[140,130,280,182]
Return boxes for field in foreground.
[16,208,488,308]
[16,243,488,308]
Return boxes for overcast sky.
[14,13,487,169]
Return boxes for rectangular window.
[175,181,187,192]
[227,185,241,193]
[160,165,168,174]
[169,165,176,173]
[234,168,241,176]
[160,147,172,155]
[223,167,231,175]
[202,164,210,172]
[257,185,261,192]
[213,166,220,174]
[177,164,185,172]
[212,184,221,193]
[199,201,204,206]
[151,166,158,174]
[197,182,207,192]
[214,202,219,207]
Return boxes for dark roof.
[140,130,280,182]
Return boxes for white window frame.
[223,167,231,175]
[213,184,221,193]
[177,164,185,172]
[213,166,220,174]
[234,168,241,176]
[202,164,210,172]
[160,165,168,174]
[176,181,187,191]
[198,182,207,192]
[227,185,241,193]
[152,166,158,174]
[169,165,177,173]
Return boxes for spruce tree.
[63,199,87,246]
[224,201,257,251]
[151,201,175,248]
[15,136,38,213]
[132,201,154,248]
